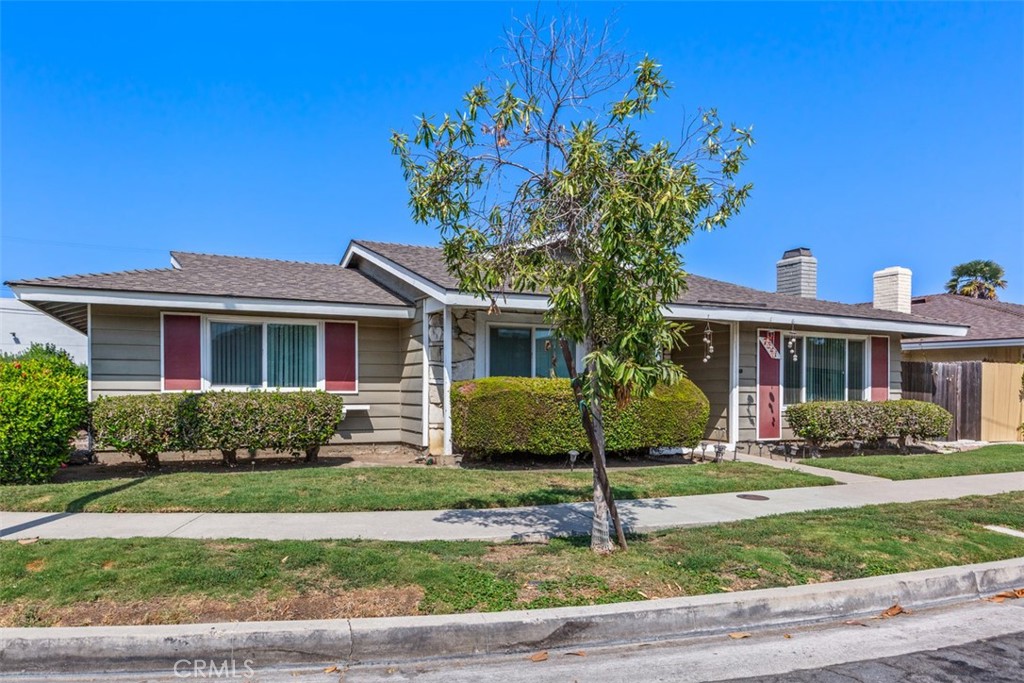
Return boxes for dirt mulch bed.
[0,587,425,628]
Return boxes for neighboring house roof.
[8,251,412,308]
[903,294,1024,347]
[348,240,964,332]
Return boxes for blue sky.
[3,2,1022,303]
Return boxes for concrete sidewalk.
[2,471,1021,542]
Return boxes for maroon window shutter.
[163,315,201,391]
[325,322,357,391]
[870,336,890,401]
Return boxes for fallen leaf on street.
[843,620,868,627]
[783,634,792,639]
[880,603,910,618]
[16,538,39,545]
[529,651,549,662]
[323,665,339,673]
[564,651,586,657]
[728,632,751,639]
[986,588,1024,602]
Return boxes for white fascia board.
[11,286,415,320]
[342,244,449,301]
[663,304,969,337]
[443,291,549,311]
[902,337,1024,351]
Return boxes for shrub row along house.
[6,243,967,455]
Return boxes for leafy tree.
[945,260,1007,300]
[392,13,753,552]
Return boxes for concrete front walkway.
[2,470,1021,543]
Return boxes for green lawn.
[0,461,832,513]
[801,444,1024,480]
[3,492,1022,627]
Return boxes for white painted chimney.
[873,266,912,314]
[776,247,817,298]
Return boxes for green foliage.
[945,259,1007,300]
[785,400,952,451]
[199,390,345,456]
[0,343,87,382]
[92,393,202,468]
[92,391,346,468]
[879,400,954,450]
[0,356,89,484]
[451,377,710,456]
[391,14,754,406]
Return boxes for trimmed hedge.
[451,377,710,457]
[92,391,346,468]
[92,394,203,469]
[0,357,89,484]
[200,391,346,464]
[785,399,952,452]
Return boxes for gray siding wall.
[88,304,413,446]
[398,301,425,447]
[672,323,730,440]
[736,323,902,443]
[90,305,162,396]
[337,318,404,444]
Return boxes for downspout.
[728,321,740,448]
[442,305,453,456]
[420,301,429,448]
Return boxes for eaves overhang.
[10,285,416,320]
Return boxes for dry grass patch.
[0,587,425,627]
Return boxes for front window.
[211,322,262,386]
[782,336,868,405]
[210,320,318,389]
[489,326,570,378]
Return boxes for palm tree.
[945,260,1008,300]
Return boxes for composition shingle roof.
[7,251,412,308]
[906,294,1024,344]
[352,240,957,327]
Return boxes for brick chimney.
[873,266,912,314]
[776,247,817,298]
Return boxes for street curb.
[2,557,1022,673]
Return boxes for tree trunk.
[304,445,320,462]
[559,338,627,552]
[221,449,238,467]
[139,452,161,470]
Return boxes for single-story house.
[6,243,968,455]
[902,294,1024,363]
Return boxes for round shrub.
[0,357,89,484]
[92,393,203,469]
[451,377,710,457]
[880,400,953,451]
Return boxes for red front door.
[758,330,782,440]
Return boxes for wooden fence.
[901,361,1023,442]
